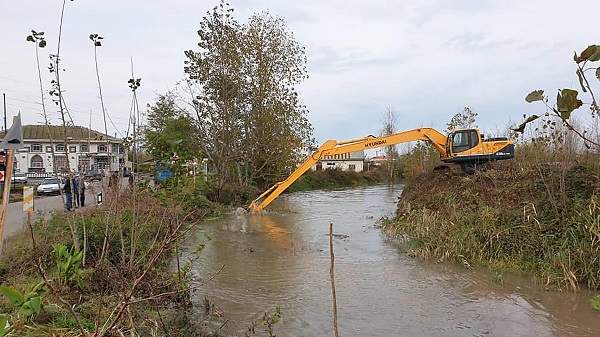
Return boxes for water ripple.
[187,185,600,337]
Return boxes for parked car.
[84,170,103,181]
[11,172,28,184]
[36,178,64,196]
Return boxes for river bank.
[2,163,597,335]
[0,186,205,336]
[380,161,600,291]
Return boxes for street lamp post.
[202,158,208,182]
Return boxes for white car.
[36,178,64,196]
[11,172,28,184]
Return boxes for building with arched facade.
[2,125,130,174]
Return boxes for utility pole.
[132,116,137,175]
[2,93,6,131]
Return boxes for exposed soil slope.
[397,164,519,216]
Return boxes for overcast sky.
[0,0,597,147]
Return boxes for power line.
[0,77,142,109]
[2,74,141,138]
[4,100,130,122]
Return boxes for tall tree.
[240,11,312,187]
[184,1,246,191]
[184,2,312,191]
[380,106,399,181]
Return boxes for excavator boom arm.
[248,128,448,212]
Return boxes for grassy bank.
[288,167,389,193]
[380,158,600,291]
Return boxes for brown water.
[189,185,600,336]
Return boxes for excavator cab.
[445,128,514,172]
[447,129,480,156]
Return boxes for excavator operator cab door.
[447,129,480,157]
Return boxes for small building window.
[98,144,107,153]
[46,146,52,152]
[54,155,68,173]
[30,155,44,168]
[349,164,356,171]
[95,157,109,169]
[55,144,66,152]
[80,144,89,152]
[69,146,77,153]
[31,144,42,152]
[111,144,118,153]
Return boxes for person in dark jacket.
[73,177,79,208]
[77,174,86,207]
[63,176,73,211]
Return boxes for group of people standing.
[63,174,86,211]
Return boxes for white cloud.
[1,0,597,145]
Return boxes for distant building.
[295,144,318,161]
[1,125,130,174]
[368,155,388,166]
[317,150,365,172]
[297,144,365,172]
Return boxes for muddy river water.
[190,185,600,336]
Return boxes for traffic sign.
[0,171,4,182]
[0,113,24,150]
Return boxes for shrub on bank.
[0,188,210,335]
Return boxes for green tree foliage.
[143,93,200,164]
[241,11,313,187]
[184,1,244,192]
[399,142,440,180]
[184,1,312,191]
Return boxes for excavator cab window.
[451,129,479,154]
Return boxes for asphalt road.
[1,182,105,241]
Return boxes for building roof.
[370,155,388,162]
[1,125,119,142]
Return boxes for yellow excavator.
[248,127,514,212]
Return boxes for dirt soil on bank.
[396,163,529,215]
[397,160,599,221]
